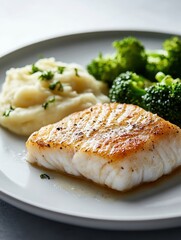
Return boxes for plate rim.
[0,29,181,230]
[1,190,181,230]
[0,29,179,60]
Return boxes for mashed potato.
[0,58,109,136]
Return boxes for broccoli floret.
[109,71,149,107]
[146,36,181,80]
[87,37,147,84]
[163,36,181,78]
[113,37,147,73]
[87,53,122,85]
[145,50,169,81]
[110,71,181,127]
[143,72,181,127]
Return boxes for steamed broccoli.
[113,37,147,73]
[87,37,147,84]
[145,50,169,80]
[146,36,181,80]
[86,53,122,85]
[109,71,181,127]
[143,72,181,127]
[163,36,181,77]
[109,71,149,107]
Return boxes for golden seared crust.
[26,103,181,162]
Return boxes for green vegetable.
[87,37,146,84]
[3,106,15,117]
[49,81,63,91]
[88,35,181,127]
[109,70,181,127]
[145,50,169,81]
[163,36,181,78]
[74,68,80,77]
[113,37,147,73]
[146,36,181,80]
[87,53,122,85]
[30,64,42,74]
[109,71,149,107]
[143,72,181,127]
[58,66,65,74]
[39,71,54,81]
[40,173,50,179]
[42,96,55,109]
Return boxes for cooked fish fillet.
[26,103,181,191]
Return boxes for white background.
[1,0,181,56]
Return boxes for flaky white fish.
[26,103,181,191]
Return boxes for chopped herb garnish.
[3,106,15,117]
[40,173,50,179]
[57,66,65,74]
[31,64,42,74]
[74,68,80,77]
[39,71,54,81]
[49,81,63,91]
[42,96,55,109]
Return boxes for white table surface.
[1,0,181,239]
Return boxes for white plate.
[1,30,181,230]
